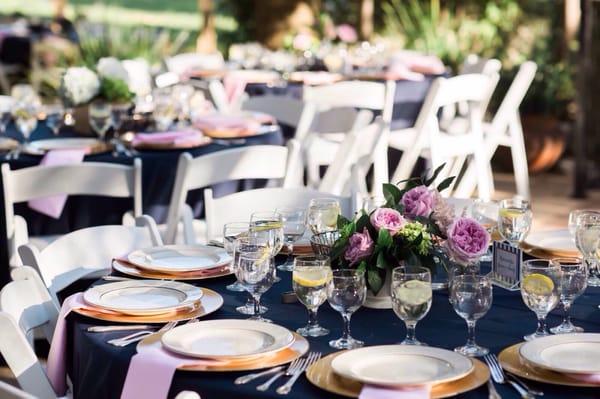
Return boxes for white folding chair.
[18,216,162,306]
[0,266,62,399]
[0,381,37,399]
[165,52,225,76]
[164,141,302,245]
[459,55,502,115]
[2,160,142,267]
[303,80,395,187]
[204,187,355,242]
[241,95,316,141]
[389,74,499,200]
[455,61,537,199]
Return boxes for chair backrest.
[241,95,316,140]
[303,80,396,123]
[164,142,302,244]
[490,61,537,133]
[0,380,37,399]
[459,55,502,114]
[204,187,355,241]
[165,52,225,75]
[18,216,162,304]
[319,118,386,196]
[309,107,373,136]
[0,266,59,399]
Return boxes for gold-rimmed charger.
[112,259,233,281]
[73,287,223,324]
[306,352,489,398]
[137,331,309,372]
[520,243,579,260]
[498,344,600,388]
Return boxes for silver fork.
[276,352,321,395]
[108,321,176,347]
[235,366,285,385]
[256,357,303,391]
[484,354,534,399]
[507,371,544,396]
[487,379,502,399]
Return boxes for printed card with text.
[491,241,522,291]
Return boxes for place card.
[491,241,521,291]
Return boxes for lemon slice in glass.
[293,268,332,287]
[499,208,526,218]
[251,221,283,232]
[522,273,554,296]
[321,209,339,228]
[396,280,432,306]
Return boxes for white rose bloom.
[97,57,130,83]
[62,67,100,106]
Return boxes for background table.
[66,262,600,399]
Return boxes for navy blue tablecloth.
[66,265,600,399]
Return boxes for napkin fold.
[28,148,88,219]
[359,384,431,399]
[131,131,206,147]
[193,114,260,135]
[223,74,247,106]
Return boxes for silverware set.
[100,316,199,347]
[484,353,542,399]
[236,351,321,395]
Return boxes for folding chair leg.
[391,146,421,186]
[474,150,492,201]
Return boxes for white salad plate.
[128,245,232,273]
[331,345,473,387]
[26,138,100,152]
[524,229,579,256]
[83,280,203,316]
[161,319,295,359]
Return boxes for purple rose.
[446,217,490,264]
[431,192,455,234]
[370,207,406,236]
[336,24,358,43]
[344,228,374,265]
[401,186,435,218]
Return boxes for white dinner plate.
[83,280,203,316]
[128,245,232,273]
[26,138,101,152]
[161,319,295,359]
[331,345,473,387]
[520,333,600,375]
[524,229,579,256]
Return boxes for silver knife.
[87,325,153,333]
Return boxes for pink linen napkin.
[297,72,341,86]
[564,373,600,384]
[28,148,88,219]
[385,61,425,81]
[223,74,247,105]
[359,384,431,399]
[193,114,260,134]
[47,293,118,396]
[131,131,206,147]
[390,52,446,75]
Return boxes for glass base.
[278,260,294,272]
[550,322,584,334]
[226,281,245,292]
[524,330,551,341]
[297,324,329,337]
[329,336,363,350]
[400,338,427,346]
[248,315,272,323]
[588,276,600,287]
[454,344,489,357]
[236,304,268,315]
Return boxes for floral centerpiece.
[330,166,490,307]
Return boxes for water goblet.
[450,274,493,356]
[12,102,38,140]
[223,222,250,293]
[391,266,432,346]
[292,256,331,337]
[550,257,587,334]
[327,269,366,349]
[307,198,341,235]
[575,212,600,287]
[249,211,284,257]
[277,208,306,271]
[498,198,532,247]
[89,101,112,140]
[471,199,499,262]
[520,259,561,340]
[152,90,176,131]
[43,104,65,135]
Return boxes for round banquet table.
[65,261,600,399]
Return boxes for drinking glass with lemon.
[292,256,331,337]
[520,259,561,340]
[391,266,432,345]
[498,198,532,247]
[307,198,341,235]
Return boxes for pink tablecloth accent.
[131,130,205,147]
[359,384,431,399]
[223,74,247,105]
[194,114,260,133]
[385,62,425,81]
[390,51,446,75]
[28,148,88,219]
[564,373,600,384]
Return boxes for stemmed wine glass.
[223,222,250,293]
[89,101,112,140]
[391,266,432,346]
[277,208,306,271]
[327,269,366,349]
[250,211,284,256]
[111,104,130,137]
[234,237,275,323]
[43,104,65,135]
[470,199,499,262]
[450,274,493,356]
[153,89,176,131]
[520,259,561,340]
[307,198,341,235]
[575,212,600,287]
[498,198,532,247]
[292,256,331,337]
[550,257,587,334]
[12,102,38,141]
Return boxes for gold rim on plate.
[137,331,309,372]
[498,344,600,388]
[520,243,580,260]
[112,259,234,281]
[73,287,223,323]
[305,351,489,398]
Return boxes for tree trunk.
[359,0,374,40]
[196,0,217,53]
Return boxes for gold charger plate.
[306,352,489,398]
[498,344,599,388]
[120,132,212,151]
[137,331,309,372]
[73,287,223,323]
[520,243,579,260]
[112,259,234,281]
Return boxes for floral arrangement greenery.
[330,166,490,294]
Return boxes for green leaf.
[376,252,388,270]
[377,228,393,249]
[357,260,367,273]
[424,163,445,187]
[382,183,402,205]
[436,176,456,192]
[367,269,384,294]
[337,214,352,230]
[355,213,370,232]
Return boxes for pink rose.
[401,186,435,218]
[344,228,374,265]
[446,217,490,264]
[336,24,357,43]
[370,207,406,236]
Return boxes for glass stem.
[286,244,293,264]
[466,320,477,347]
[536,314,548,335]
[307,308,319,328]
[405,321,417,342]
[341,313,352,341]
[252,294,261,316]
[563,302,572,325]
